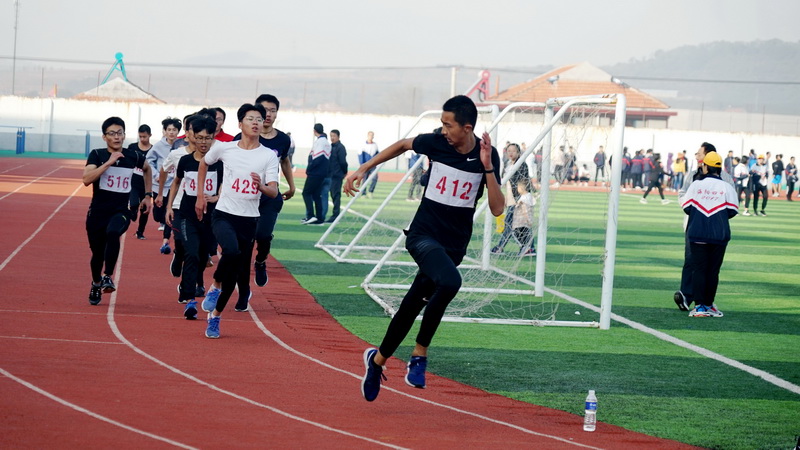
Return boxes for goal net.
[361,95,627,328]
[315,106,501,264]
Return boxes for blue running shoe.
[205,315,220,338]
[361,348,386,402]
[184,300,197,320]
[160,243,171,255]
[405,355,428,389]
[202,286,221,312]
[689,304,711,317]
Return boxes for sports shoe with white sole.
[405,355,428,389]
[202,286,221,312]
[205,315,220,338]
[673,290,690,311]
[361,348,386,402]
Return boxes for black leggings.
[211,210,257,313]
[86,210,130,283]
[178,212,211,301]
[643,179,664,199]
[378,235,463,358]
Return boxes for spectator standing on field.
[785,156,797,201]
[680,150,738,318]
[301,123,331,224]
[771,154,784,198]
[593,145,606,186]
[325,129,348,222]
[359,131,380,198]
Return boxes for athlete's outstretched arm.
[343,138,414,197]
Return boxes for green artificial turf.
[271,183,800,449]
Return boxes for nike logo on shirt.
[466,157,478,161]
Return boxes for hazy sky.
[2,0,800,70]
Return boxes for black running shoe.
[170,253,182,278]
[195,285,205,297]
[89,283,102,305]
[135,231,146,240]
[100,275,116,293]
[673,290,690,311]
[254,260,268,287]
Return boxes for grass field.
[272,182,798,449]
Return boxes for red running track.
[0,158,696,449]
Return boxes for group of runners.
[83,94,506,401]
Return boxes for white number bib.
[424,163,482,208]
[133,167,144,176]
[184,172,218,197]
[100,166,133,193]
[223,170,261,199]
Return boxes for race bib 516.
[424,163,482,208]
[100,166,134,193]
[183,172,218,197]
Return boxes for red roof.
[487,62,670,110]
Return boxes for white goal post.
[361,94,627,329]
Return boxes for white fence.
[1,95,799,168]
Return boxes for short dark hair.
[330,129,340,137]
[102,117,125,134]
[162,117,182,132]
[214,107,226,120]
[197,107,218,120]
[442,95,477,127]
[700,142,716,154]
[255,94,280,110]
[237,103,266,122]
[190,115,217,135]
[138,124,151,134]
[706,165,721,175]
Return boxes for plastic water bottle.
[583,390,597,432]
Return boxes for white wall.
[1,96,798,172]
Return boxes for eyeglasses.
[243,116,264,123]
[215,118,224,123]
[195,136,215,142]
[105,130,125,137]
[264,108,278,114]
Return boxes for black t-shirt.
[175,153,223,218]
[127,142,151,191]
[86,147,147,215]
[407,133,500,253]
[234,129,291,160]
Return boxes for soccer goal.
[362,94,627,329]
[315,106,503,264]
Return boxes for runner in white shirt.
[194,103,280,339]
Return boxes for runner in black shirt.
[128,124,153,239]
[344,95,505,401]
[82,117,152,305]
[166,116,223,319]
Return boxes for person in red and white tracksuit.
[680,150,739,318]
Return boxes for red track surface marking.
[0,158,696,449]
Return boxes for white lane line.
[0,163,30,174]
[0,183,82,273]
[107,237,407,450]
[0,335,123,345]
[0,183,196,448]
[0,367,196,449]
[245,308,602,449]
[0,166,64,201]
[545,287,800,396]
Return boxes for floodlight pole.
[11,0,20,95]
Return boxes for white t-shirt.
[204,141,280,217]
[164,147,193,208]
